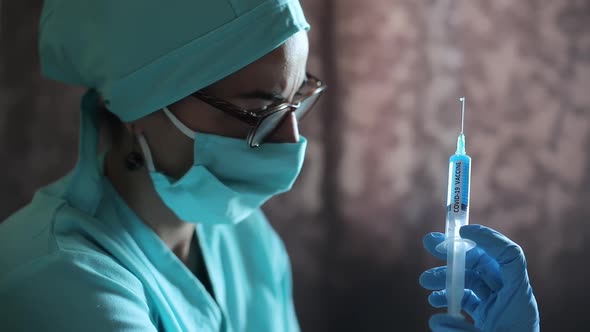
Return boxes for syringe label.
[447,157,470,216]
[447,203,468,213]
[453,160,463,212]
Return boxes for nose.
[266,112,300,143]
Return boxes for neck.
[104,147,195,264]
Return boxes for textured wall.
[2,0,589,331]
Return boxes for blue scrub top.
[0,162,300,331]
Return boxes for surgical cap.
[39,0,310,122]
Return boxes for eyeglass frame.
[190,72,326,147]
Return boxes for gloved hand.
[419,224,540,332]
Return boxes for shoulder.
[0,249,156,332]
[0,173,112,279]
[0,175,158,331]
[0,175,71,278]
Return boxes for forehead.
[205,31,309,97]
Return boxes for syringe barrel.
[445,153,471,238]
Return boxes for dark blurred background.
[2,0,589,331]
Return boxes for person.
[0,1,539,332]
[1,1,319,331]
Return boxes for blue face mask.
[137,108,307,225]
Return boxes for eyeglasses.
[191,72,327,148]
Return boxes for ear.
[124,122,144,136]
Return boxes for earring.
[125,151,144,171]
[123,126,146,171]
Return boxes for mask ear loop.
[137,107,198,173]
[163,107,196,140]
[137,134,156,172]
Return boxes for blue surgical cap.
[39,0,310,122]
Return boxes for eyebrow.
[237,76,308,102]
[237,90,286,101]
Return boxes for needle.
[459,97,466,135]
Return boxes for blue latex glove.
[419,225,540,332]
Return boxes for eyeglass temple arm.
[193,92,260,126]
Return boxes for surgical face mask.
[137,108,307,225]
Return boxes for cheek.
[149,124,195,178]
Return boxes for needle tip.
[459,97,466,134]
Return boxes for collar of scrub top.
[63,89,103,216]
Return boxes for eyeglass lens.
[250,92,322,146]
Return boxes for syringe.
[436,97,476,317]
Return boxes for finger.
[419,266,446,290]
[420,267,492,301]
[464,270,492,301]
[460,225,525,266]
[464,248,503,292]
[428,289,481,317]
[429,313,480,332]
[423,232,447,260]
[461,225,527,278]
